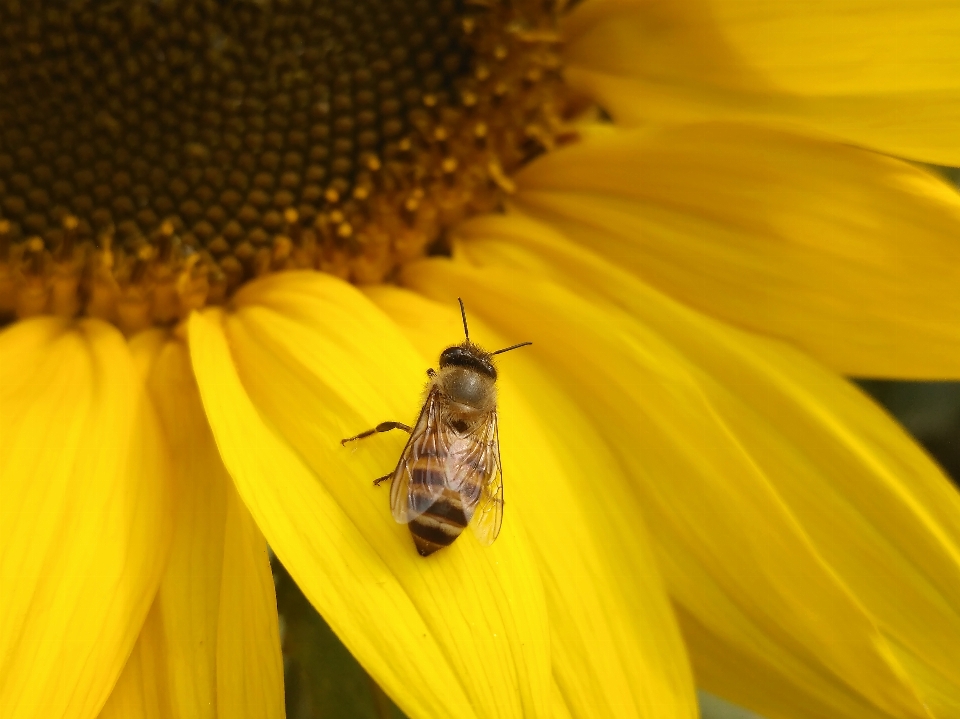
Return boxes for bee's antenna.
[491,341,533,356]
[458,297,470,342]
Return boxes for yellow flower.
[1,2,959,719]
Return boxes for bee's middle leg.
[340,421,413,446]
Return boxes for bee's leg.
[426,368,436,378]
[372,473,392,487]
[340,421,413,445]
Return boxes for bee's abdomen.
[408,487,469,557]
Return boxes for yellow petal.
[442,216,960,718]
[187,272,551,719]
[140,333,224,716]
[217,477,286,717]
[513,123,960,379]
[0,318,172,719]
[563,0,960,165]
[364,285,697,719]
[551,682,575,719]
[130,332,287,719]
[97,604,171,719]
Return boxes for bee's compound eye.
[439,346,461,367]
[438,345,497,379]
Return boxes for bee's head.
[435,299,531,408]
[438,343,497,380]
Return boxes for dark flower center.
[0,0,572,332]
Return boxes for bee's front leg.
[340,421,413,446]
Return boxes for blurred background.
[273,376,960,719]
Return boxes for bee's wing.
[466,412,504,546]
[390,388,447,524]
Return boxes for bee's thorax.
[436,366,497,414]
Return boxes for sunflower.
[1,0,959,718]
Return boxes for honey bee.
[341,299,531,556]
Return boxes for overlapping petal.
[139,331,226,716]
[0,318,172,719]
[564,0,960,165]
[97,604,170,719]
[97,331,285,719]
[217,478,286,717]
[437,213,960,718]
[364,285,697,719]
[187,272,551,719]
[513,123,960,379]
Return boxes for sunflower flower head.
[3,2,960,719]
[0,0,574,333]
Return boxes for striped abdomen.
[407,453,483,557]
[409,487,469,556]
